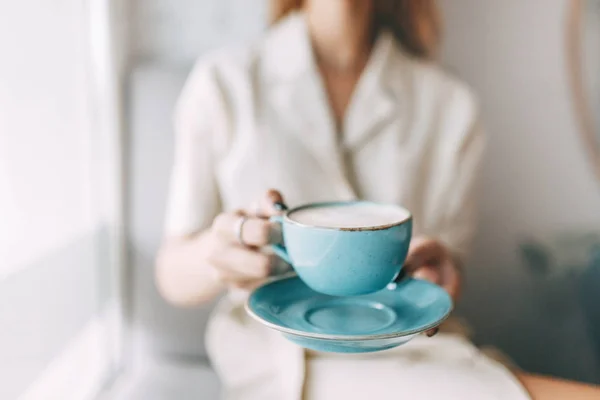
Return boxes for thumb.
[260,189,287,216]
[412,264,442,285]
[404,237,445,274]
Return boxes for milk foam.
[288,203,409,229]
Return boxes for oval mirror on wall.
[567,0,600,183]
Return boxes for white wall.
[130,0,267,64]
[440,0,600,292]
[0,1,119,398]
[440,0,600,380]
[441,0,600,270]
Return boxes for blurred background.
[0,0,599,399]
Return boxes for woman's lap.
[303,335,531,400]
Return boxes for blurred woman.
[156,0,600,398]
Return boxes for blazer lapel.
[343,31,407,151]
[262,13,355,200]
[261,14,409,200]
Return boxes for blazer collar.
[261,12,314,84]
[261,11,408,91]
[261,12,409,197]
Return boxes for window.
[0,1,125,398]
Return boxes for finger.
[246,200,262,217]
[412,264,442,285]
[213,212,273,246]
[214,267,257,285]
[404,237,446,274]
[210,244,273,280]
[413,259,461,300]
[426,327,439,337]
[216,269,267,288]
[231,279,268,291]
[259,189,287,216]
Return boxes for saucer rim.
[245,274,453,341]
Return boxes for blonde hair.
[270,0,441,59]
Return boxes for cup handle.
[269,203,291,265]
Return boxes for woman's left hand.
[403,236,462,337]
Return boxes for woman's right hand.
[156,190,287,305]
[204,190,286,290]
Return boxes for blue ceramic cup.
[270,201,412,296]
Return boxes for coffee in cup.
[287,202,409,229]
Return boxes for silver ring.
[235,215,249,246]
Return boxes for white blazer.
[164,12,526,400]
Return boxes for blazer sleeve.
[163,62,224,238]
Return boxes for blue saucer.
[246,275,453,353]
